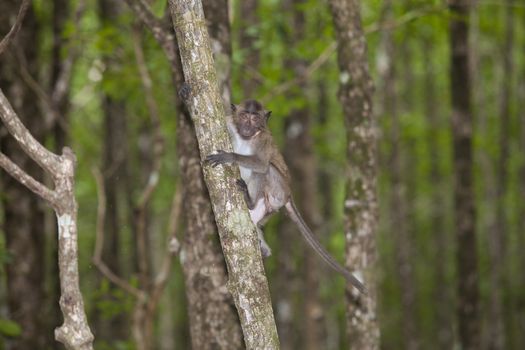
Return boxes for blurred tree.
[0,2,50,348]
[327,0,380,349]
[239,0,260,98]
[278,1,325,349]
[423,36,454,350]
[487,1,515,349]
[449,1,480,349]
[95,0,131,343]
[378,1,419,349]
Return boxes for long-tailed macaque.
[206,100,366,294]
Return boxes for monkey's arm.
[206,150,269,173]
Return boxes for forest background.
[0,0,524,349]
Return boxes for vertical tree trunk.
[0,2,48,349]
[175,1,244,349]
[379,2,418,349]
[328,1,380,349]
[169,1,279,348]
[96,0,130,341]
[280,1,324,349]
[239,0,260,97]
[123,0,245,346]
[449,1,480,349]
[423,39,454,349]
[488,1,514,349]
[49,0,74,343]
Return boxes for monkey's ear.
[231,103,237,112]
[265,111,272,119]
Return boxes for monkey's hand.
[205,150,235,167]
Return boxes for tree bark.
[378,2,419,349]
[449,2,480,349]
[0,90,94,350]
[327,1,380,349]
[423,39,454,349]
[239,0,260,97]
[95,0,131,342]
[279,1,324,349]
[122,0,244,347]
[0,2,48,348]
[488,1,514,349]
[169,1,280,348]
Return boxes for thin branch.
[0,152,58,205]
[0,0,31,56]
[122,0,169,45]
[147,187,182,320]
[0,89,61,174]
[131,25,165,208]
[91,167,145,300]
[51,0,87,107]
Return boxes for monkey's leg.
[236,179,255,209]
[257,226,272,258]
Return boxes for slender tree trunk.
[488,2,514,349]
[379,2,418,348]
[423,39,454,349]
[122,0,245,346]
[328,1,380,349]
[449,2,480,349]
[49,0,74,344]
[276,1,325,349]
[239,0,260,98]
[96,0,130,341]
[169,1,279,348]
[0,2,48,349]
[175,1,244,349]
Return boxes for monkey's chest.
[232,136,254,180]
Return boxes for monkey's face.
[235,110,267,139]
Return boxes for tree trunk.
[327,0,380,349]
[449,1,480,349]
[423,39,454,349]
[95,0,131,342]
[239,0,260,97]
[0,2,49,348]
[280,1,324,349]
[169,1,279,348]
[122,0,245,346]
[488,1,514,349]
[379,2,419,349]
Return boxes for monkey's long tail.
[285,199,367,295]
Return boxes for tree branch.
[0,89,61,173]
[91,167,146,300]
[0,0,31,56]
[0,152,58,205]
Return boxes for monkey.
[205,100,366,294]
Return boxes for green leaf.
[0,319,22,337]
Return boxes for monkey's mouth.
[238,126,258,138]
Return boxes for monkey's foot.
[178,82,191,101]
[236,178,248,192]
[260,239,272,258]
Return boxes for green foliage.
[0,319,21,338]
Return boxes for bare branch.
[0,0,30,56]
[131,25,164,209]
[147,187,183,321]
[0,88,61,173]
[91,167,146,300]
[122,0,169,45]
[0,152,58,205]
